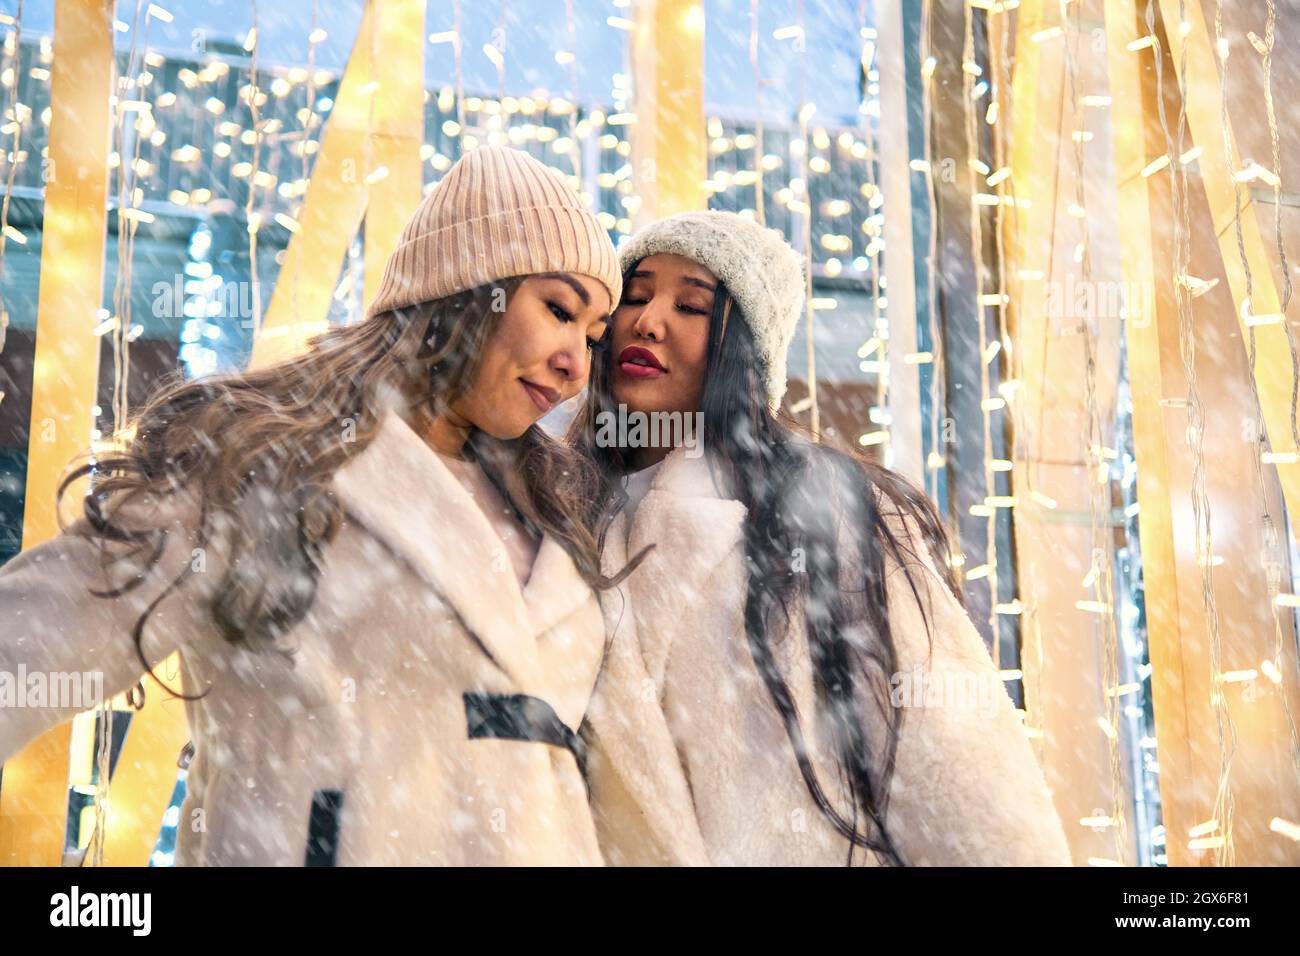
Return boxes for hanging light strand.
[962,0,1002,667]
[564,0,581,189]
[795,0,819,439]
[1258,0,1300,793]
[918,0,947,509]
[750,0,765,226]
[244,2,262,336]
[1149,0,1237,866]
[1216,0,1300,799]
[1062,0,1127,865]
[0,0,24,389]
[857,0,885,457]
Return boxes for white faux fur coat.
[0,407,606,865]
[581,447,1074,866]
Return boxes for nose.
[630,295,667,342]
[547,329,588,386]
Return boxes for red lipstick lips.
[618,345,667,379]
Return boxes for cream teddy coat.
[580,447,1074,866]
[0,406,607,865]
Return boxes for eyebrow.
[629,269,717,293]
[539,272,590,306]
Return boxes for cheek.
[490,306,550,370]
[680,325,711,392]
[686,323,710,367]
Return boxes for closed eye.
[620,297,707,315]
[549,302,575,323]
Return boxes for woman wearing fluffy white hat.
[571,210,1073,866]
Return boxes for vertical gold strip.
[253,0,426,371]
[0,0,113,866]
[1132,0,1300,866]
[249,3,375,369]
[98,676,188,866]
[1102,0,1197,867]
[362,0,426,323]
[1155,0,1300,526]
[1004,0,1133,864]
[631,0,707,223]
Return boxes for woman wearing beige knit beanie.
[574,210,1073,867]
[0,146,635,865]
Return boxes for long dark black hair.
[571,268,962,866]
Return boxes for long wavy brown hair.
[58,278,625,692]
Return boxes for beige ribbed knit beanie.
[365,145,621,321]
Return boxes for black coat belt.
[463,691,589,790]
[302,692,589,866]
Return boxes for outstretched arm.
[0,489,213,764]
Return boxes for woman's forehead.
[631,252,717,287]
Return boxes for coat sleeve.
[841,494,1074,866]
[0,487,216,766]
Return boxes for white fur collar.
[622,449,746,688]
[583,447,749,864]
[332,407,594,704]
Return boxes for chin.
[612,386,664,417]
[481,421,531,441]
[611,379,651,407]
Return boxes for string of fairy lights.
[0,0,20,402]
[1213,0,1300,850]
[702,5,890,457]
[992,2,1075,851]
[963,1,1138,866]
[1256,0,1300,811]
[1148,0,1236,866]
[1213,0,1263,868]
[1216,0,1300,808]
[856,3,886,451]
[959,0,1003,679]
[243,4,262,336]
[748,0,764,227]
[107,0,153,871]
[987,0,1042,753]
[1063,0,1128,866]
[985,1,1023,682]
[916,3,946,512]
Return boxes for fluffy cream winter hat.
[366,145,622,321]
[618,210,805,409]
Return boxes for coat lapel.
[522,535,605,729]
[624,449,747,689]
[585,506,711,865]
[582,449,748,865]
[332,407,546,692]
